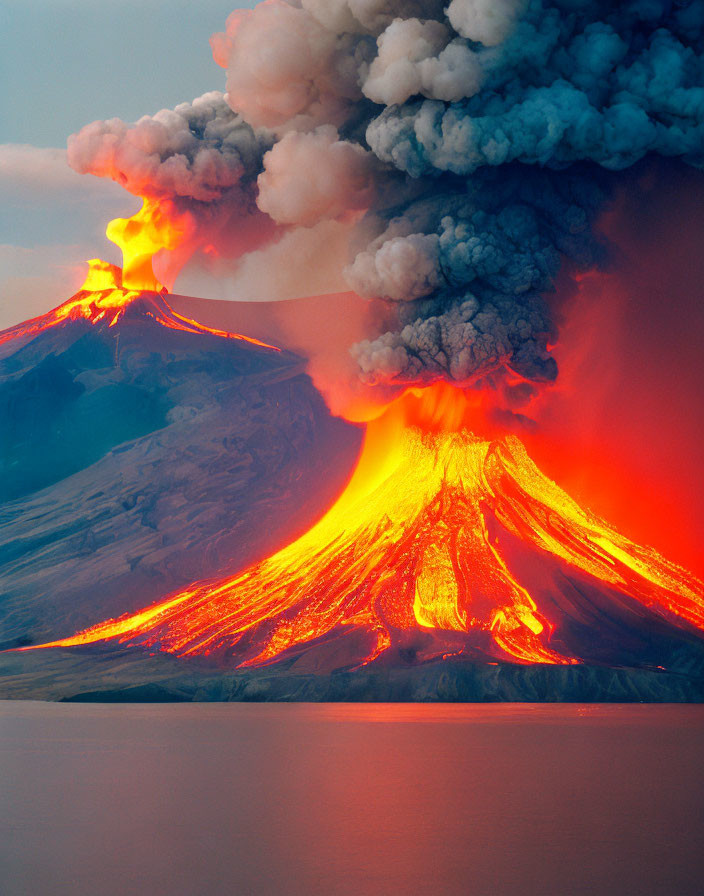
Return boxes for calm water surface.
[1,702,703,896]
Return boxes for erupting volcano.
[0,168,278,354]
[23,384,704,673]
[5,102,704,685]
[4,0,704,701]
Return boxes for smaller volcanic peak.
[23,386,704,674]
[0,260,137,347]
[0,259,280,352]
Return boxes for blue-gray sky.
[0,0,256,327]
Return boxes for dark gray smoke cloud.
[346,165,605,382]
[70,0,704,395]
[213,0,704,391]
[367,6,704,176]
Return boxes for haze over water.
[1,702,702,896]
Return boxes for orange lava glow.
[0,260,138,346]
[23,384,704,668]
[0,259,280,352]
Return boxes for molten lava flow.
[23,385,704,668]
[0,259,280,352]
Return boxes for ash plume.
[68,91,270,203]
[68,0,704,402]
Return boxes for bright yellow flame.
[106,198,188,291]
[79,258,123,292]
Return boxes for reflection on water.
[1,702,703,896]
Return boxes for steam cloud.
[69,0,704,397]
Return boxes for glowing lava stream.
[24,385,704,668]
[0,259,280,352]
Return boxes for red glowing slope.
[22,387,704,673]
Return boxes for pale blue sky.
[0,0,257,327]
[1,0,257,146]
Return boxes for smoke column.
[67,0,704,417]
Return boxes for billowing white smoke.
[300,0,447,35]
[256,127,374,226]
[362,19,482,105]
[446,0,528,47]
[345,231,441,301]
[210,4,363,131]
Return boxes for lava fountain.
[23,384,704,669]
